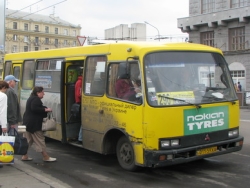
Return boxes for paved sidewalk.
[0,158,71,188]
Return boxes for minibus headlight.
[161,140,170,147]
[228,129,239,138]
[161,139,180,148]
[171,139,179,146]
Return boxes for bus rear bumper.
[144,136,244,168]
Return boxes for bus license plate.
[196,146,217,156]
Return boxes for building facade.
[0,9,81,79]
[178,0,250,91]
[105,23,146,41]
[5,9,81,53]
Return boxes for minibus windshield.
[144,51,237,106]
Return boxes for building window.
[73,30,76,36]
[229,27,245,50]
[64,29,68,35]
[45,26,49,33]
[202,0,215,13]
[201,31,214,47]
[64,40,68,46]
[73,41,76,46]
[55,39,58,47]
[35,47,39,51]
[230,70,245,78]
[35,37,39,43]
[24,36,29,43]
[35,25,39,32]
[45,38,49,44]
[231,0,249,8]
[230,70,245,91]
[34,37,39,46]
[55,28,58,34]
[24,23,28,31]
[12,45,17,52]
[24,46,28,52]
[13,34,18,41]
[45,48,49,50]
[13,22,17,29]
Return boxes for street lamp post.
[144,21,160,41]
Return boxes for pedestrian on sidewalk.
[238,82,242,92]
[0,81,9,168]
[22,87,56,162]
[4,75,22,135]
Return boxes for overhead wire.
[6,0,67,24]
[6,0,43,16]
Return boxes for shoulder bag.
[42,112,57,131]
[8,128,29,155]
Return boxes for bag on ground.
[0,133,15,164]
[42,112,57,131]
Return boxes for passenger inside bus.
[115,77,141,102]
[115,78,136,100]
[75,69,83,144]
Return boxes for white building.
[105,23,146,41]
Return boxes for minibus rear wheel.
[116,136,138,171]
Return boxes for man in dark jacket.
[4,75,22,134]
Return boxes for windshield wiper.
[157,94,201,109]
[202,96,236,105]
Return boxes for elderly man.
[4,75,22,135]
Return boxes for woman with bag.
[22,87,56,162]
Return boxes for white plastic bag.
[0,133,15,164]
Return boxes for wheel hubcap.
[120,143,132,163]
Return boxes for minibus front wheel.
[116,136,138,171]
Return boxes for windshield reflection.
[144,52,237,107]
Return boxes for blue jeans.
[78,127,82,141]
[8,124,18,136]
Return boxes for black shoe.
[76,141,82,144]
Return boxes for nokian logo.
[187,112,225,131]
[184,106,229,135]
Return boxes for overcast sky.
[6,0,189,41]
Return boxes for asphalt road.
[15,109,250,188]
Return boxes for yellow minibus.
[3,42,244,171]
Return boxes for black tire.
[116,136,138,171]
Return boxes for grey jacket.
[6,87,22,125]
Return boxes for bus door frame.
[62,60,84,143]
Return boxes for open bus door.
[63,60,84,143]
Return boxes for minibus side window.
[108,62,141,103]
[35,59,62,92]
[84,56,107,96]
[22,60,35,89]
[4,61,12,77]
[13,66,20,94]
